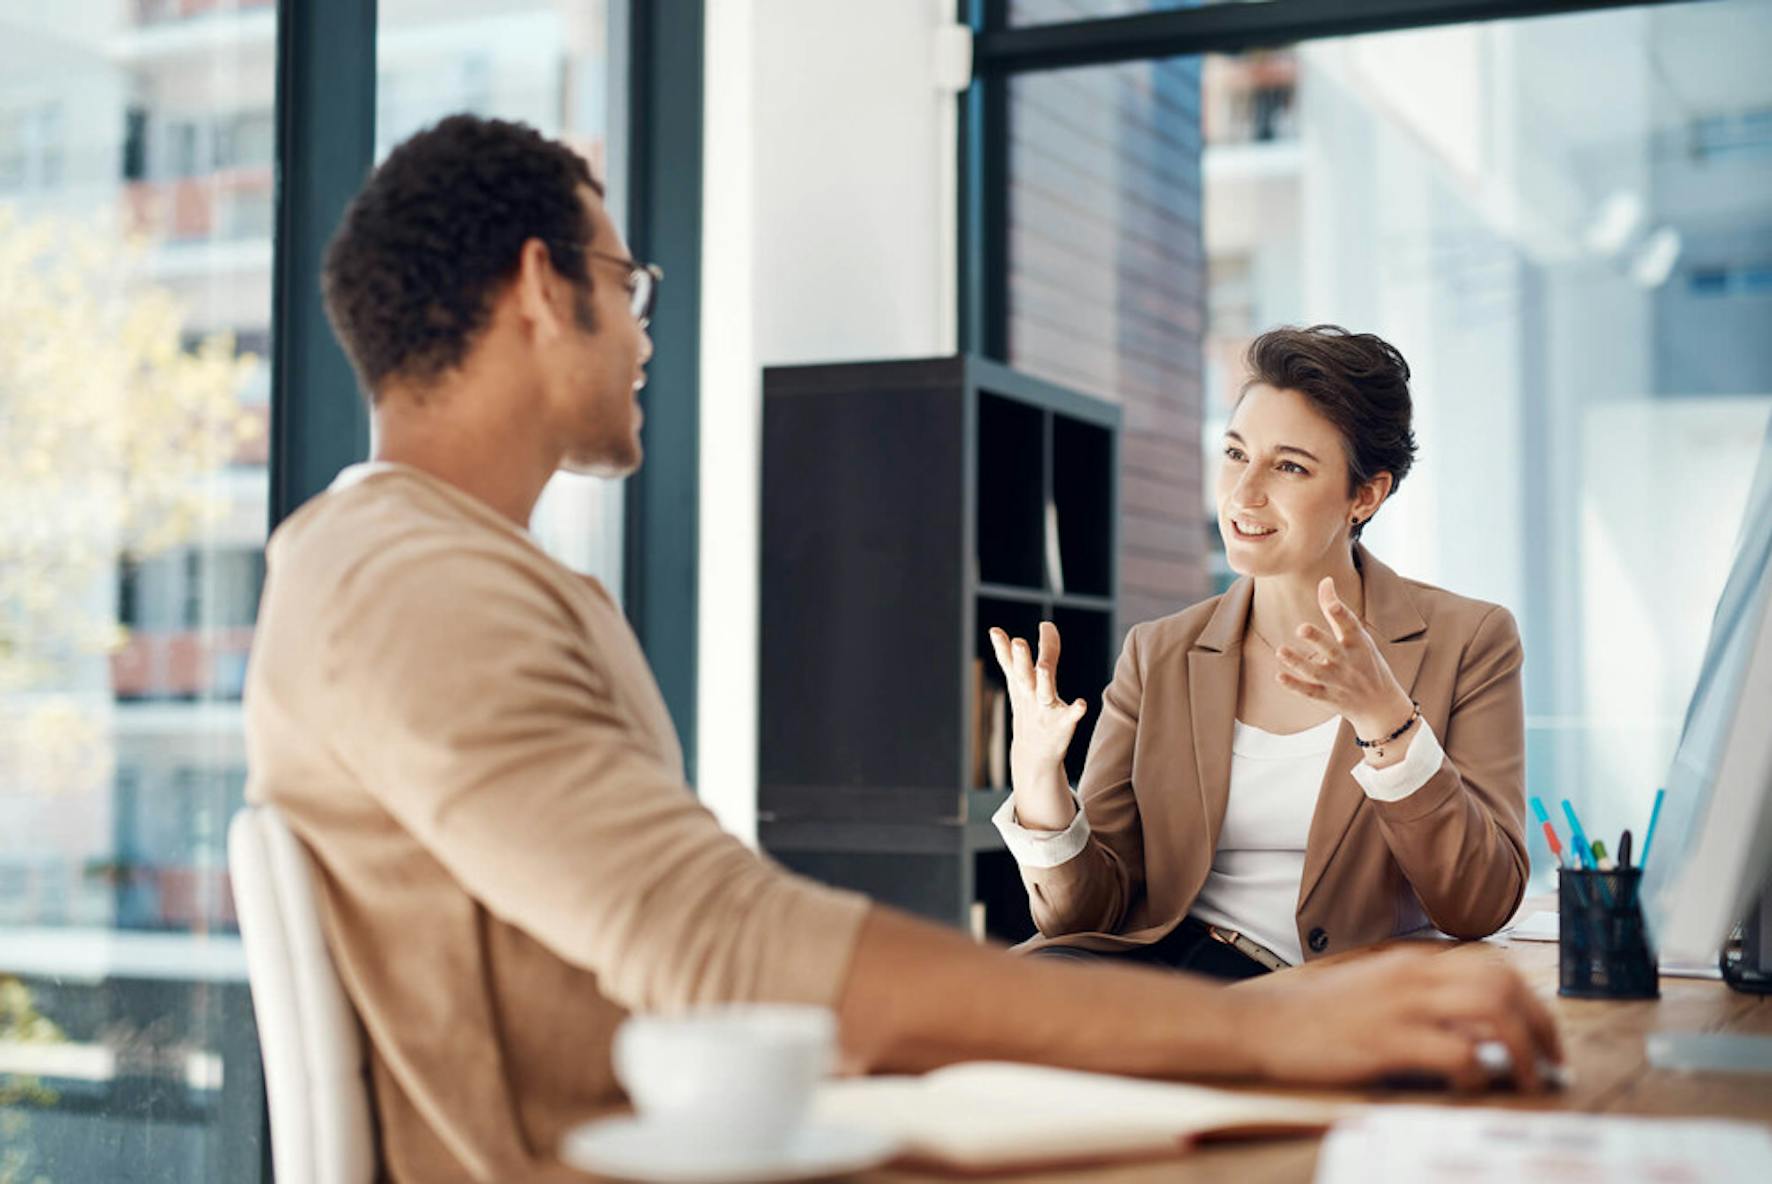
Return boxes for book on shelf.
[1044,498,1065,595]
[813,1061,1342,1173]
[968,659,989,788]
[987,688,1007,789]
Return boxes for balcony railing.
[110,628,255,702]
[122,167,273,244]
[1203,52,1298,145]
[132,0,275,27]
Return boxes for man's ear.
[1356,471,1394,521]
[512,237,567,341]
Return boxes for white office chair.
[230,804,378,1184]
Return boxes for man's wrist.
[1208,990,1279,1079]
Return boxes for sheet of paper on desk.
[1314,1106,1772,1183]
[813,1061,1344,1172]
[1503,910,1559,941]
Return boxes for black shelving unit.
[759,355,1120,943]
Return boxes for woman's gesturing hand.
[1272,576,1416,744]
[988,622,1086,829]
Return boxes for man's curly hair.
[1242,325,1418,541]
[322,114,603,399]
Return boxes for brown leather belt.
[1203,923,1291,973]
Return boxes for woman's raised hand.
[988,622,1087,829]
[1272,577,1416,746]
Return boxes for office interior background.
[1,0,1768,1177]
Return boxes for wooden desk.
[861,933,1772,1183]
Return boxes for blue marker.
[1561,799,1598,871]
[1639,787,1667,870]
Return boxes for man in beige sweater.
[244,115,1561,1182]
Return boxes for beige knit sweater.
[244,463,868,1181]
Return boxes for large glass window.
[1,2,623,1178]
[376,0,624,592]
[1,0,276,1177]
[1006,51,1209,629]
[1004,0,1772,889]
[1206,0,1772,886]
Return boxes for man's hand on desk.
[834,910,1562,1098]
[1239,948,1564,1092]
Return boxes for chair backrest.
[230,805,377,1184]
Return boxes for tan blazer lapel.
[1187,579,1251,847]
[1297,547,1429,913]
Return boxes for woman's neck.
[1248,547,1365,651]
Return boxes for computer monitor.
[1642,414,1772,995]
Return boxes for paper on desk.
[1314,1106,1772,1183]
[1503,910,1559,942]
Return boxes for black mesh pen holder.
[1558,867,1659,999]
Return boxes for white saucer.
[560,1116,900,1183]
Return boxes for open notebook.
[811,1062,1346,1174]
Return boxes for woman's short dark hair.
[321,114,602,398]
[1242,324,1418,540]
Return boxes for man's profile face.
[544,187,652,478]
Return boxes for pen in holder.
[1558,866,1658,999]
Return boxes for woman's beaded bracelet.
[1354,701,1421,753]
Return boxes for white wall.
[697,0,960,841]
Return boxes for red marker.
[1529,796,1570,868]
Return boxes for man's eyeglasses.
[549,240,662,329]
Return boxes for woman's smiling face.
[1216,383,1377,578]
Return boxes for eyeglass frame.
[545,239,663,329]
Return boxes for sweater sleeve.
[323,544,870,1013]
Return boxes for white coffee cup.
[612,1003,837,1161]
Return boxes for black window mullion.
[623,0,704,782]
[959,0,1010,358]
[268,0,377,530]
[263,10,378,1177]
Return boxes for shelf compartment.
[1051,605,1115,786]
[974,848,1038,945]
[1053,414,1115,598]
[976,392,1045,589]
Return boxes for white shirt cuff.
[992,791,1092,869]
[1349,717,1446,802]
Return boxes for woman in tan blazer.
[989,325,1527,979]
